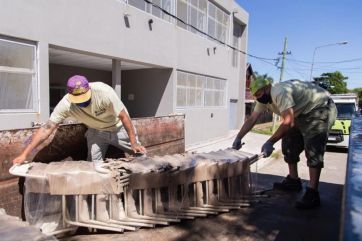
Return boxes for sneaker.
[295,187,320,209]
[273,175,302,192]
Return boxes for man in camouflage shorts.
[232,79,337,209]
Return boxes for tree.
[253,71,274,84]
[351,88,362,108]
[313,71,348,94]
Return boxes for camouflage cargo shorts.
[282,99,337,168]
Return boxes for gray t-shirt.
[50,82,126,131]
[254,80,330,117]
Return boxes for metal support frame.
[11,149,264,234]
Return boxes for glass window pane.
[197,76,204,88]
[162,0,172,22]
[223,13,229,25]
[216,8,223,22]
[162,0,172,12]
[177,72,187,86]
[206,78,214,89]
[187,89,196,106]
[208,19,216,38]
[190,7,198,32]
[0,73,33,110]
[215,91,221,106]
[199,0,207,11]
[220,79,226,89]
[177,0,188,29]
[216,23,223,41]
[204,91,214,106]
[196,89,202,106]
[214,79,220,89]
[151,0,162,17]
[222,26,227,42]
[0,39,34,69]
[177,88,186,107]
[197,12,206,32]
[188,74,196,87]
[220,92,225,106]
[190,0,198,7]
[208,3,216,18]
[128,0,146,10]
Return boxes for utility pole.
[272,37,291,133]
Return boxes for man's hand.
[11,120,58,166]
[261,141,275,157]
[131,143,147,155]
[232,137,243,150]
[12,153,28,165]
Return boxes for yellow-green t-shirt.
[50,82,125,131]
[254,80,330,117]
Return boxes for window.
[177,71,226,108]
[177,71,204,107]
[232,21,244,67]
[0,37,38,112]
[128,0,175,23]
[177,0,188,29]
[128,0,147,11]
[126,0,229,43]
[204,77,226,106]
[336,103,356,119]
[177,0,207,33]
[207,2,229,43]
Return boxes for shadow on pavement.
[326,145,348,153]
[172,173,343,241]
[62,173,343,241]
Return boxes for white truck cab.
[328,94,359,148]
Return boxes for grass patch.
[251,122,280,136]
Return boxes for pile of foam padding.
[9,149,258,235]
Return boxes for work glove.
[94,162,111,174]
[261,141,275,157]
[232,137,243,150]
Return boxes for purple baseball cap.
[67,75,92,103]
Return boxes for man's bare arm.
[12,120,58,164]
[236,111,262,140]
[268,107,294,143]
[118,110,146,154]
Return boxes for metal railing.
[340,113,362,241]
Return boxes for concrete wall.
[49,64,112,86]
[180,107,229,147]
[121,68,173,118]
[0,0,249,146]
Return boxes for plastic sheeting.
[10,148,256,235]
[0,208,56,241]
[24,178,71,235]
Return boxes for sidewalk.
[186,130,282,170]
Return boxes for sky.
[236,0,362,89]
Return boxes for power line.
[285,65,309,80]
[288,66,362,71]
[142,0,278,62]
[286,57,362,64]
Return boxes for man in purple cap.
[13,75,146,173]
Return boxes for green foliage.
[252,122,280,136]
[351,88,362,107]
[253,71,274,84]
[314,71,348,94]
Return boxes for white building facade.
[0,0,249,147]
